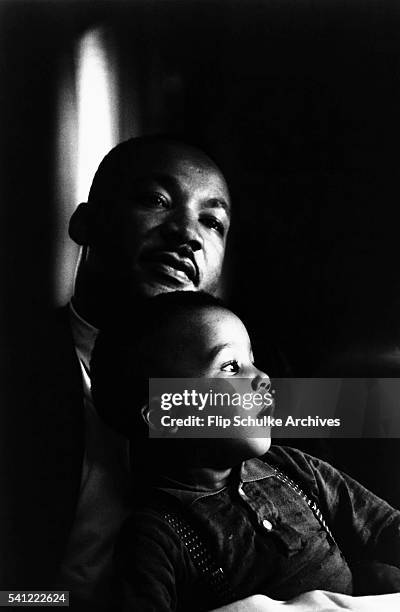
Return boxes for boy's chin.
[213,436,272,466]
[164,437,273,469]
[242,436,272,460]
[250,436,272,457]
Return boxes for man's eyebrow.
[202,198,231,215]
[131,173,231,214]
[208,342,232,361]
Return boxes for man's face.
[84,143,231,298]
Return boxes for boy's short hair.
[90,291,226,438]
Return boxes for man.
[69,135,231,325]
[2,135,231,606]
[3,136,397,611]
[62,136,400,612]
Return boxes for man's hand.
[212,590,400,611]
[282,590,400,611]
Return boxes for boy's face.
[153,306,272,463]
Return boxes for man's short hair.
[87,134,222,203]
[90,291,226,439]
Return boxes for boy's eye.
[220,360,240,374]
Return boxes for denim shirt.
[116,446,400,611]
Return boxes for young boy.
[90,292,400,612]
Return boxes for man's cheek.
[205,244,224,275]
[121,223,153,257]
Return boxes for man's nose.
[251,371,271,392]
[160,208,203,252]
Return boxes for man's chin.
[137,277,196,297]
[130,268,220,297]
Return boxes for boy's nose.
[251,371,271,392]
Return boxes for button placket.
[239,481,275,532]
[238,482,251,502]
[262,519,273,531]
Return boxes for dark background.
[2,0,400,374]
[1,1,400,501]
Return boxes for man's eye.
[201,215,225,236]
[137,192,170,209]
[221,360,240,374]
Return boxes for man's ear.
[69,202,92,246]
[141,401,178,435]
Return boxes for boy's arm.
[306,453,400,567]
[269,446,400,567]
[116,511,195,612]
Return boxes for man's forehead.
[121,144,230,203]
[125,143,225,182]
[89,138,230,210]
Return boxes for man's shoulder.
[2,305,85,586]
[7,304,73,357]
[5,304,82,398]
[33,304,73,343]
[25,304,75,359]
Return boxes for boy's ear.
[141,401,178,435]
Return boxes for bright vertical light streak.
[75,27,118,204]
[54,27,118,305]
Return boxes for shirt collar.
[157,457,276,507]
[240,456,276,483]
[68,300,99,371]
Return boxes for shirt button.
[262,519,273,531]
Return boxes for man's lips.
[141,250,199,286]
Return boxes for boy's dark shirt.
[116,446,400,611]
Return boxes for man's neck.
[71,264,118,328]
[71,274,141,330]
[71,282,123,329]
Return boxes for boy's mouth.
[257,398,275,419]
